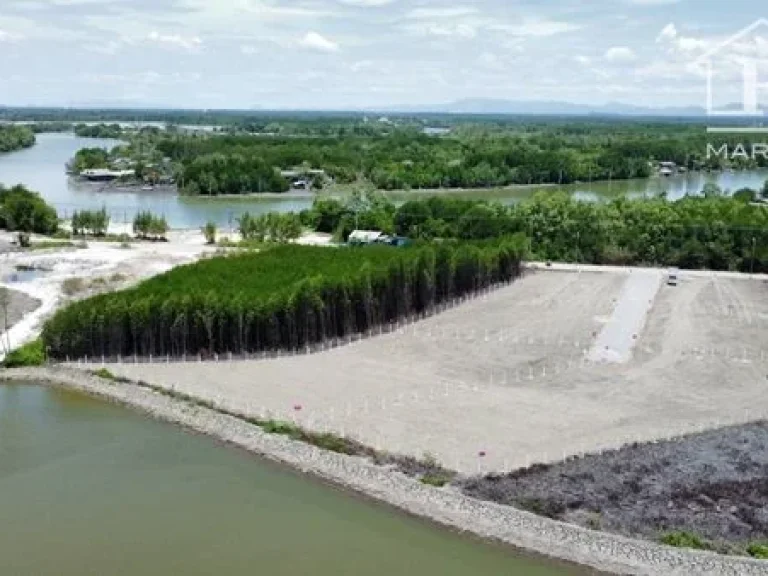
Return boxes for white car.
[667,268,679,286]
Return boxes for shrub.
[659,531,712,551]
[3,339,45,367]
[420,473,453,487]
[202,221,217,245]
[747,543,768,559]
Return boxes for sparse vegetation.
[133,210,169,240]
[62,278,86,296]
[659,531,713,551]
[92,367,117,381]
[27,240,76,251]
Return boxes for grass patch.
[420,472,454,487]
[91,367,117,381]
[27,241,76,251]
[62,278,86,296]
[659,531,714,551]
[3,339,45,368]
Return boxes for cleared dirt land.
[105,268,768,474]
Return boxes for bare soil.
[105,269,768,475]
[1,288,41,330]
[461,421,768,551]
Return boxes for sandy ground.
[0,228,215,360]
[101,266,768,474]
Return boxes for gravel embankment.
[3,366,768,576]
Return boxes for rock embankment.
[3,366,768,576]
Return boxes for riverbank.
[2,366,766,575]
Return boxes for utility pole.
[751,236,756,275]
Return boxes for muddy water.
[0,384,588,576]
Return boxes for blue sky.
[0,0,765,109]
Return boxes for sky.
[0,0,766,110]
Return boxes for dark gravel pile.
[460,422,768,548]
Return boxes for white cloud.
[405,7,478,19]
[604,46,636,62]
[337,0,394,6]
[0,29,22,42]
[299,31,339,52]
[490,18,579,38]
[147,31,202,51]
[657,23,677,42]
[404,21,477,39]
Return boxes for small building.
[348,230,384,245]
[80,168,135,181]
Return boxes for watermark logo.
[700,19,768,161]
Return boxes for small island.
[0,124,35,154]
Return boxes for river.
[1,132,766,229]
[0,383,585,575]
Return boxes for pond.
[0,383,589,576]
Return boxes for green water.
[0,384,588,576]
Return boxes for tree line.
[0,125,35,153]
[74,123,125,139]
[139,122,768,195]
[42,239,526,359]
[301,187,768,272]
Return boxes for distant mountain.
[388,98,708,117]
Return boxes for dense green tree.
[42,239,527,359]
[0,185,58,234]
[0,125,35,153]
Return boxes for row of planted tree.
[42,239,525,360]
